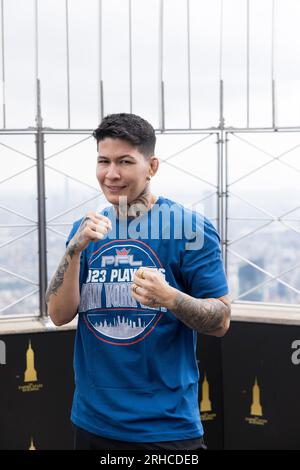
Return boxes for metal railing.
[1,118,300,316]
[1,0,300,316]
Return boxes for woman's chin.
[106,194,128,205]
[106,195,118,205]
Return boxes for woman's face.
[96,137,158,205]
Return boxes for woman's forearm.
[46,247,81,326]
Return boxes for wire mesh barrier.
[227,131,300,305]
[0,0,300,316]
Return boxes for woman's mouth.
[106,185,127,193]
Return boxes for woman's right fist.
[67,211,112,255]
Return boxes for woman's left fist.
[131,267,176,309]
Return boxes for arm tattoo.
[45,244,79,303]
[67,241,80,258]
[45,255,70,303]
[171,293,230,335]
[45,217,87,303]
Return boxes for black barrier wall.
[0,329,224,450]
[0,331,75,450]
[197,334,224,450]
[1,322,299,450]
[222,322,300,450]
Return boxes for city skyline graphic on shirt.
[82,241,167,344]
[87,312,156,340]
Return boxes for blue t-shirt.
[66,196,228,442]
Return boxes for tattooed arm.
[132,268,231,337]
[168,293,231,337]
[46,247,82,326]
[46,212,112,326]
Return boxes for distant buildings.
[1,191,300,315]
[238,258,264,302]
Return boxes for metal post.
[34,0,39,119]
[216,131,221,234]
[65,0,71,128]
[246,0,250,127]
[158,0,165,130]
[35,79,48,317]
[219,79,224,129]
[98,0,104,121]
[271,0,276,128]
[129,0,133,113]
[218,79,227,263]
[161,81,165,131]
[219,0,223,83]
[217,133,228,267]
[1,0,6,128]
[272,79,276,129]
[186,0,191,129]
[224,131,229,273]
[217,130,224,243]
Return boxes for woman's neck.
[113,188,157,218]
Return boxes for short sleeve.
[65,218,83,248]
[180,216,228,299]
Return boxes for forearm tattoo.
[45,217,90,303]
[45,243,79,303]
[45,255,70,303]
[171,293,230,335]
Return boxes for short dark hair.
[93,113,156,158]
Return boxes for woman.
[46,113,230,450]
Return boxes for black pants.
[74,425,207,451]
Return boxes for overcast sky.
[1,0,300,198]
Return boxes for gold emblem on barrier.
[245,376,268,426]
[24,340,37,382]
[200,372,216,421]
[18,340,43,393]
[28,437,36,450]
[250,377,262,416]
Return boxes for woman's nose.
[106,163,120,179]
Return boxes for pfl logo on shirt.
[101,248,142,268]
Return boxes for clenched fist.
[67,211,112,255]
[131,267,177,310]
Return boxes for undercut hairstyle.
[93,113,156,158]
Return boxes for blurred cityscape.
[0,188,300,316]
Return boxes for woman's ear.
[149,156,159,177]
